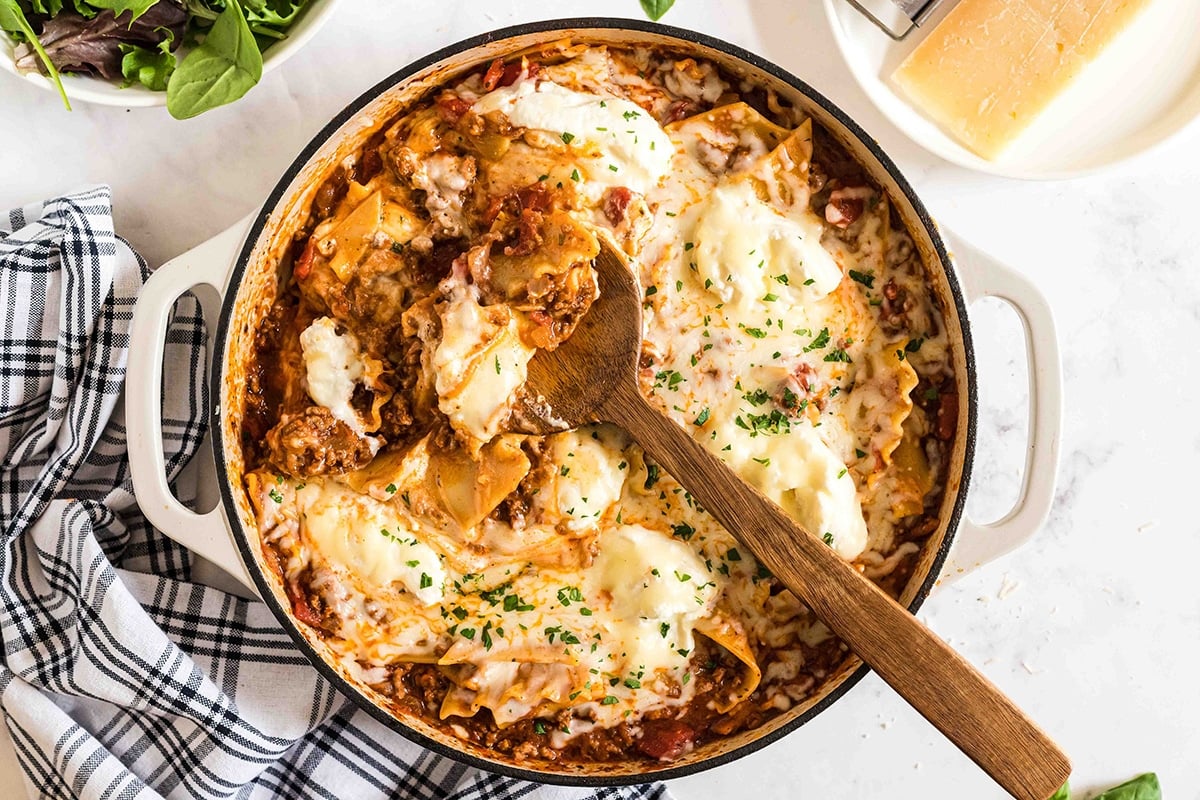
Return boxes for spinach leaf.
[1094,773,1161,800]
[119,31,174,89]
[0,0,72,108]
[166,0,262,119]
[1049,783,1070,800]
[639,0,675,20]
[85,0,160,24]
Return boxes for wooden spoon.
[519,241,1070,800]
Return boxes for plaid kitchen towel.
[0,186,669,800]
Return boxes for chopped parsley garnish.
[683,241,694,251]
[742,388,770,406]
[773,274,789,285]
[268,488,283,503]
[534,721,547,735]
[503,593,535,612]
[644,463,661,489]
[460,627,476,640]
[645,284,658,297]
[609,164,619,172]
[848,269,875,288]
[622,109,640,121]
[561,132,575,144]
[671,522,695,541]
[419,573,433,589]
[481,622,494,650]
[804,327,831,352]
[726,548,742,562]
[803,278,815,286]
[406,559,420,568]
[660,622,670,638]
[682,672,691,685]
[624,678,641,689]
[837,468,848,479]
[570,168,581,182]
[822,532,835,546]
[655,369,685,390]
[735,409,791,436]
[494,355,501,374]
[739,324,767,339]
[560,465,571,476]
[752,457,771,466]
[601,695,620,705]
[763,293,779,302]
[855,448,867,458]
[674,570,691,583]
[906,337,925,354]
[385,483,397,494]
[694,407,711,426]
[557,586,584,607]
[824,348,852,363]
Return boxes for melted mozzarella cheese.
[298,480,445,606]
[300,316,367,433]
[594,524,714,676]
[432,279,534,442]
[693,180,841,313]
[708,416,867,558]
[471,79,674,194]
[535,429,627,531]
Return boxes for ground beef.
[265,406,375,477]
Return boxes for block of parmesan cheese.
[892,0,1154,159]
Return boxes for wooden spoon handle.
[607,388,1070,800]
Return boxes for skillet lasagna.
[242,42,958,765]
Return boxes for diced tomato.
[436,93,471,122]
[482,58,505,91]
[294,236,316,280]
[517,182,553,213]
[637,719,696,761]
[498,60,524,87]
[936,391,959,440]
[284,578,322,628]
[603,186,633,226]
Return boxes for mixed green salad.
[0,0,313,118]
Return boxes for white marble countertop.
[2,1,1198,797]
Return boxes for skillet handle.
[939,228,1063,584]
[127,216,260,597]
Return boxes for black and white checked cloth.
[0,187,670,800]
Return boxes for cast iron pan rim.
[212,16,978,787]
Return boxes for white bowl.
[823,0,1200,179]
[0,0,340,108]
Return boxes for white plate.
[824,0,1200,179]
[0,0,340,108]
